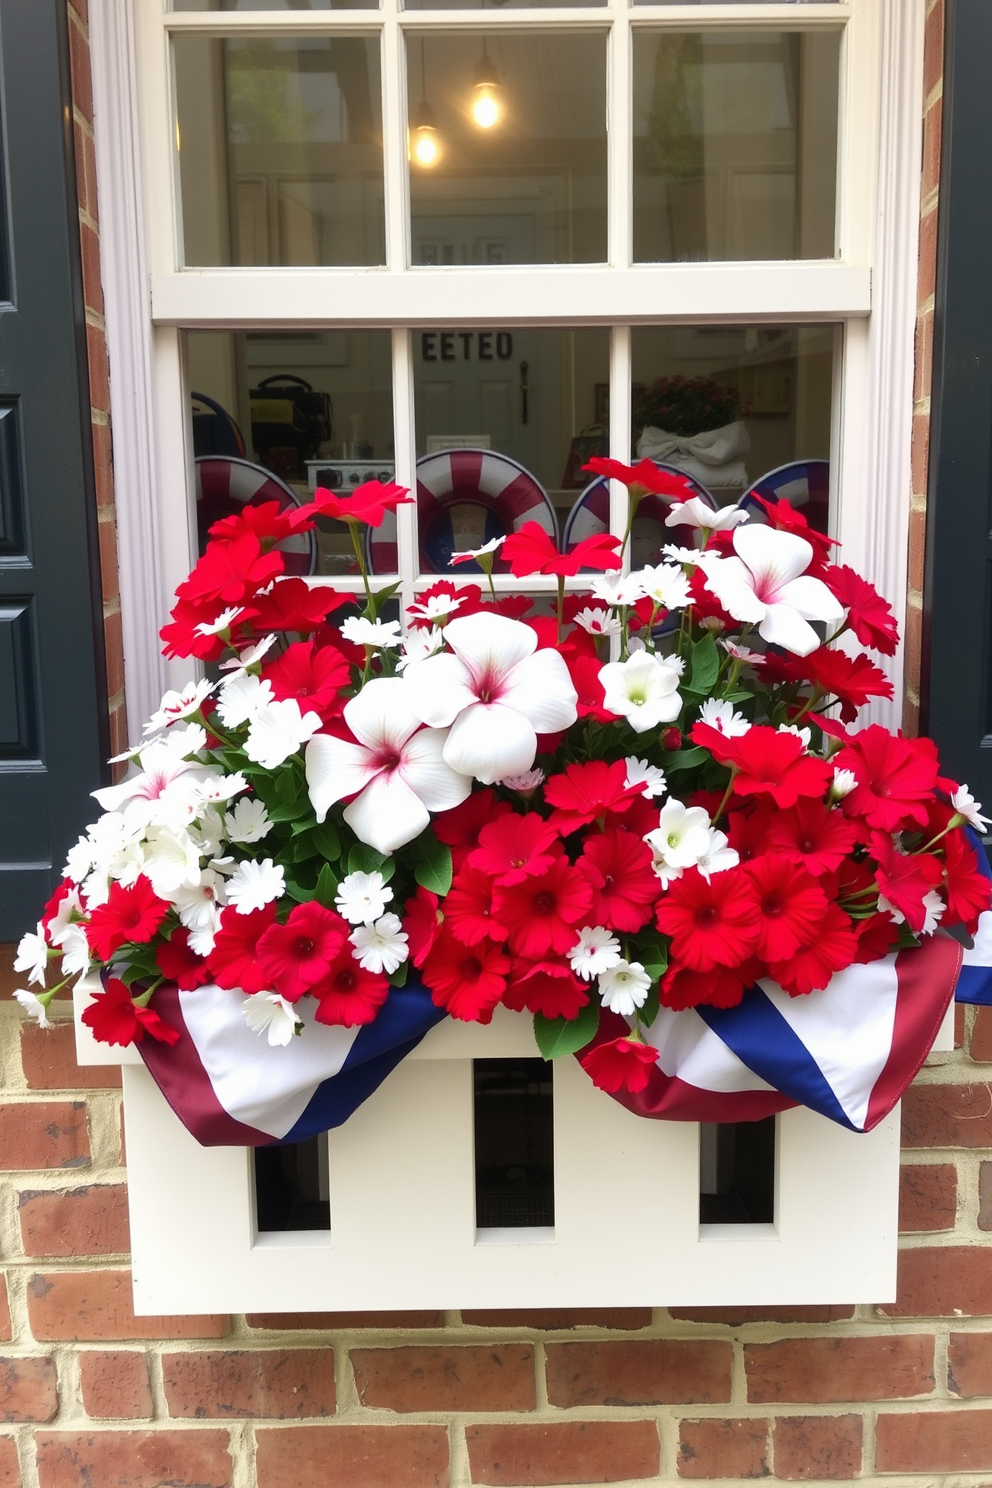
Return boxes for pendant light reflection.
[471,50,502,130]
[412,38,442,168]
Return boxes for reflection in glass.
[408,33,607,266]
[632,30,840,262]
[174,36,385,266]
[187,330,394,575]
[174,1,372,11]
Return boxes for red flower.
[160,596,253,661]
[767,903,859,996]
[580,1037,658,1094]
[834,726,940,832]
[853,912,900,964]
[311,950,389,1026]
[502,959,590,1019]
[870,834,942,933]
[493,858,593,959]
[578,829,659,934]
[420,927,510,1022]
[293,479,412,530]
[81,978,180,1047]
[583,457,696,501]
[177,531,284,607]
[467,813,560,886]
[248,578,348,634]
[434,790,512,871]
[692,723,833,809]
[502,520,621,578]
[208,500,297,547]
[752,495,838,576]
[444,866,510,946]
[262,640,351,719]
[85,877,170,962]
[155,928,211,991]
[763,799,860,875]
[408,579,483,626]
[942,830,992,932]
[724,803,777,865]
[403,887,443,969]
[490,594,534,621]
[567,653,614,723]
[655,866,760,972]
[766,647,894,723]
[745,855,829,962]
[825,564,899,655]
[41,882,74,934]
[661,964,750,1011]
[208,903,277,993]
[256,902,349,1001]
[544,760,641,835]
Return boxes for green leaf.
[314,862,339,909]
[638,983,660,1028]
[687,632,720,695]
[388,959,409,988]
[368,580,401,619]
[635,928,669,984]
[347,842,394,882]
[414,835,453,897]
[283,875,316,903]
[312,818,341,862]
[663,745,708,773]
[532,999,602,1060]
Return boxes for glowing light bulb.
[410,102,441,167]
[471,84,501,129]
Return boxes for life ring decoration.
[366,448,558,575]
[194,456,316,577]
[563,462,718,572]
[739,460,830,537]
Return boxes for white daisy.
[350,913,409,975]
[220,635,279,672]
[591,572,646,607]
[568,926,622,982]
[225,797,272,844]
[340,616,403,650]
[695,829,739,882]
[635,563,692,611]
[244,699,322,770]
[14,925,50,986]
[59,925,92,977]
[335,870,393,925]
[396,627,446,672]
[951,785,991,834]
[698,699,751,738]
[216,672,274,730]
[779,723,812,750]
[598,959,652,1016]
[144,679,215,735]
[194,605,245,637]
[243,992,301,1047]
[662,544,703,567]
[573,606,622,638]
[226,858,286,915]
[645,800,713,879]
[624,757,667,799]
[407,593,464,623]
[831,768,857,800]
[451,536,505,563]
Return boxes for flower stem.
[556,574,566,644]
[710,769,738,827]
[348,520,375,611]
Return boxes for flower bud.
[660,727,682,752]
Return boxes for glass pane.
[254,1135,330,1232]
[186,328,394,576]
[699,1120,775,1226]
[632,30,840,261]
[407,326,608,576]
[174,35,385,266]
[407,33,607,265]
[176,2,369,8]
[631,324,834,549]
[474,1060,554,1230]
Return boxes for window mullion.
[607,6,631,271]
[381,0,409,273]
[392,327,418,604]
[609,323,632,562]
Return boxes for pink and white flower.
[144,679,215,734]
[701,526,844,657]
[698,699,750,738]
[573,606,622,638]
[350,913,409,974]
[568,926,622,981]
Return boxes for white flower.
[145,679,215,734]
[591,572,646,607]
[645,800,713,880]
[701,526,844,658]
[698,699,751,738]
[779,723,812,750]
[573,606,622,638]
[451,536,505,563]
[195,772,248,807]
[599,652,682,733]
[568,926,622,982]
[163,722,209,758]
[194,605,245,637]
[879,888,945,936]
[350,913,409,974]
[92,743,211,823]
[13,988,51,1028]
[14,925,49,986]
[172,870,228,937]
[216,672,274,730]
[696,829,739,882]
[220,635,279,672]
[952,785,991,833]
[501,768,546,792]
[45,886,83,948]
[244,699,322,770]
[625,757,667,799]
[402,613,578,787]
[396,627,446,672]
[635,564,692,611]
[407,593,464,623]
[140,826,203,898]
[225,797,272,844]
[226,858,286,915]
[244,992,301,1047]
[308,677,471,855]
[830,769,857,800]
[666,498,749,532]
[190,807,227,861]
[341,616,402,650]
[59,925,92,977]
[598,959,652,1016]
[720,639,767,668]
[335,870,393,926]
[662,544,703,567]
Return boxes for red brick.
[0,1357,58,1422]
[772,1416,862,1481]
[910,411,931,498]
[917,206,939,310]
[466,1422,659,1486]
[0,1279,11,1344]
[26,1271,228,1342]
[0,1438,18,1488]
[103,606,124,700]
[876,1409,992,1472]
[97,515,119,606]
[108,705,129,772]
[921,95,943,201]
[352,1345,533,1413]
[902,1083,992,1147]
[36,1431,232,1488]
[678,1419,769,1480]
[78,221,105,319]
[255,1425,448,1488]
[19,1187,128,1258]
[91,421,115,511]
[0,1103,89,1170]
[162,1349,336,1419]
[971,1005,992,1061]
[899,1162,956,1232]
[949,1333,992,1397]
[67,15,93,121]
[923,0,945,102]
[956,1000,966,1047]
[668,1305,854,1326]
[914,308,933,404]
[906,506,926,601]
[79,1351,152,1419]
[880,1246,992,1317]
[462,1309,651,1330]
[85,321,110,416]
[72,116,91,221]
[746,1336,933,1403]
[980,1161,992,1230]
[246,1311,443,1331]
[546,1340,732,1408]
[20,1022,121,1091]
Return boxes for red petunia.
[583,457,696,501]
[767,903,859,996]
[444,866,510,946]
[177,531,284,608]
[256,902,349,1001]
[853,911,900,964]
[160,596,253,661]
[155,928,211,991]
[403,887,443,969]
[292,479,413,530]
[248,578,348,634]
[502,958,590,1019]
[81,978,180,1047]
[502,520,621,578]
[85,877,171,962]
[262,639,351,719]
[942,830,992,932]
[544,760,641,835]
[655,866,760,972]
[311,949,389,1026]
[661,964,750,1011]
[763,799,860,875]
[567,652,614,723]
[208,903,277,993]
[434,789,512,870]
[578,829,659,934]
[692,722,833,809]
[745,855,829,962]
[467,813,560,886]
[408,579,483,626]
[825,564,899,655]
[767,647,894,723]
[834,726,940,832]
[493,858,593,959]
[870,833,942,933]
[420,927,510,1023]
[580,1036,658,1095]
[724,803,777,865]
[208,499,298,547]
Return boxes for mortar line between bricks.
[227,1420,253,1488]
[534,1338,549,1411]
[729,1337,746,1406]
[448,1418,470,1488]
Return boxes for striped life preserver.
[740,460,830,537]
[195,456,316,577]
[563,463,718,571]
[367,449,558,575]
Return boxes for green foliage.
[687,632,720,695]
[663,746,708,773]
[348,842,393,883]
[532,999,601,1061]
[413,835,453,898]
[313,862,339,909]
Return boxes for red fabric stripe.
[500,472,548,524]
[447,449,485,497]
[864,934,962,1132]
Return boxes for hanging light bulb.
[411,100,441,167]
[471,51,502,130]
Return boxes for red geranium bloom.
[692,722,833,809]
[208,903,277,993]
[434,790,512,870]
[292,479,412,530]
[407,579,483,627]
[870,834,942,934]
[583,457,696,501]
[444,866,510,946]
[942,829,992,932]
[767,903,859,996]
[724,803,777,864]
[403,887,443,969]
[578,829,659,934]
[467,813,560,887]
[160,596,252,661]
[752,494,838,576]
[834,726,940,832]
[155,928,211,991]
[567,652,614,723]
[853,911,900,964]
[493,857,593,959]
[263,640,351,719]
[177,532,284,607]
[544,760,641,835]
[502,520,621,578]
[825,564,899,655]
[256,902,349,1001]
[208,499,297,547]
[311,950,389,1026]
[85,877,170,962]
[661,964,749,1011]
[420,927,510,1022]
[771,647,894,723]
[580,1037,658,1094]
[249,578,348,634]
[745,855,829,961]
[502,958,590,1019]
[763,799,860,875]
[81,978,180,1047]
[655,866,760,972]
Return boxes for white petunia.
[226,858,285,915]
[172,869,228,936]
[216,672,274,730]
[144,679,215,734]
[195,772,249,807]
[624,757,667,799]
[695,829,739,882]
[599,652,682,733]
[598,959,652,1016]
[666,498,749,532]
[341,616,403,650]
[244,699,322,770]
[573,606,622,638]
[701,526,844,658]
[662,544,704,567]
[140,826,203,898]
[568,926,622,982]
[350,913,409,975]
[335,870,393,926]
[831,768,857,800]
[451,536,505,563]
[501,767,546,792]
[396,627,446,672]
[13,988,51,1028]
[951,785,992,833]
[698,699,751,738]
[59,925,92,977]
[635,563,692,611]
[194,605,245,637]
[225,797,272,844]
[591,572,646,607]
[243,992,301,1047]
[14,925,49,986]
[220,635,279,672]
[407,593,464,623]
[645,800,713,880]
